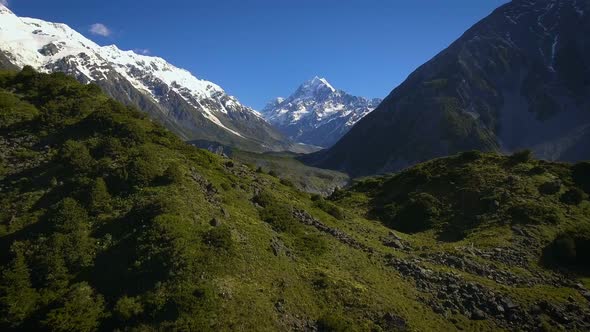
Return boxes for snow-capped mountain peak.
[294,76,337,100]
[262,77,381,147]
[305,76,336,93]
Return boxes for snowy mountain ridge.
[0,4,294,152]
[262,76,381,147]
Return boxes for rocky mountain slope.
[262,77,381,147]
[0,5,297,153]
[2,68,590,331]
[307,0,590,176]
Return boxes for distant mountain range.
[0,5,305,153]
[307,0,590,176]
[262,77,381,148]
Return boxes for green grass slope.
[1,68,590,331]
[232,150,349,195]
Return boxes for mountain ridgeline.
[0,5,302,153]
[262,77,381,148]
[2,68,590,331]
[307,0,590,177]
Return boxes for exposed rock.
[38,42,60,56]
[270,237,287,257]
[386,255,590,330]
[209,218,222,227]
[293,209,373,253]
[471,309,486,320]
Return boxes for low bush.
[280,178,295,187]
[538,180,561,195]
[508,201,561,224]
[509,150,533,164]
[560,188,585,205]
[529,166,547,175]
[259,203,298,233]
[543,229,590,272]
[314,199,345,220]
[60,140,95,173]
[387,192,441,233]
[41,282,106,332]
[317,313,351,332]
[87,178,111,215]
[572,162,590,193]
[127,152,161,188]
[114,296,143,321]
[162,163,184,185]
[458,150,482,162]
[203,226,233,251]
[253,191,274,208]
[295,233,328,257]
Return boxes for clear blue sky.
[9,0,509,109]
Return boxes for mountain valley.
[1,0,590,331]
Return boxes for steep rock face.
[262,77,381,147]
[0,5,294,152]
[309,0,590,176]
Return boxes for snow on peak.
[302,76,336,93]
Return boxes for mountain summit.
[262,77,381,147]
[0,4,297,152]
[308,0,590,176]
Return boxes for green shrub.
[509,150,533,164]
[529,166,547,175]
[220,182,231,191]
[128,154,161,188]
[117,119,148,144]
[87,178,111,214]
[389,192,441,233]
[49,198,90,233]
[114,296,143,321]
[314,199,345,220]
[280,178,295,187]
[96,137,125,159]
[458,150,482,162]
[162,163,184,185]
[253,191,274,208]
[560,188,585,205]
[317,313,351,332]
[542,229,590,271]
[268,170,278,177]
[0,90,39,127]
[538,180,561,195]
[48,198,95,268]
[508,201,561,225]
[0,243,38,327]
[572,162,590,193]
[329,187,346,200]
[42,282,106,332]
[60,140,95,173]
[295,233,328,257]
[203,226,233,251]
[259,203,298,233]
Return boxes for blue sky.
[8,0,509,109]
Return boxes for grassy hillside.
[232,150,349,195]
[1,68,590,331]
